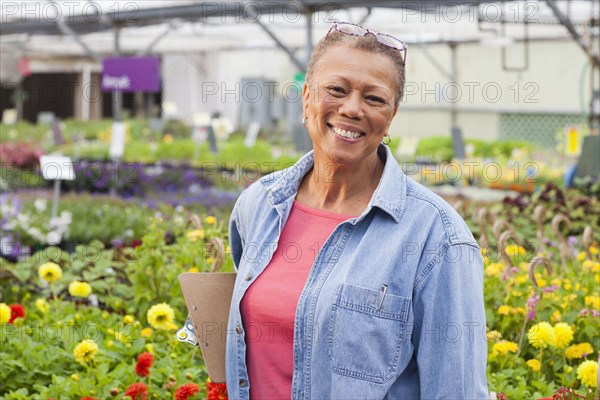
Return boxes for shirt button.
[239,379,247,387]
[244,273,252,281]
[235,325,242,334]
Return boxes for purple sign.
[102,56,160,93]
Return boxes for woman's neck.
[296,151,385,215]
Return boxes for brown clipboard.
[179,272,237,383]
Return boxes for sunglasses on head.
[327,21,407,65]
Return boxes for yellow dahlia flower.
[526,359,541,372]
[140,327,153,338]
[485,262,503,277]
[497,305,512,315]
[73,339,98,364]
[68,281,92,298]
[186,229,205,242]
[582,260,600,273]
[528,322,555,349]
[577,360,598,388]
[486,330,502,342]
[552,323,574,349]
[147,303,175,330]
[505,244,526,257]
[205,215,217,225]
[585,295,599,310]
[0,303,11,324]
[491,340,518,357]
[565,343,595,359]
[123,315,135,324]
[35,298,50,314]
[38,262,62,283]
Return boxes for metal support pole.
[51,180,61,220]
[138,22,175,56]
[246,6,305,72]
[417,40,454,81]
[305,11,313,68]
[544,0,600,68]
[112,27,123,123]
[110,27,123,197]
[81,64,92,120]
[450,43,458,130]
[358,8,372,26]
[55,22,102,63]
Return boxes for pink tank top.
[240,200,355,399]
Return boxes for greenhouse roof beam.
[0,0,504,37]
[138,22,176,56]
[245,7,307,72]
[54,18,102,63]
[544,0,600,67]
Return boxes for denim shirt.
[227,145,488,400]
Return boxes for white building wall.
[162,39,592,139]
[389,39,592,140]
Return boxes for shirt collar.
[264,144,406,223]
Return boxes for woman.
[227,21,488,399]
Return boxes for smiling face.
[302,45,399,167]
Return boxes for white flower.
[17,214,29,224]
[175,205,184,213]
[46,231,62,245]
[125,229,133,238]
[0,203,14,215]
[49,217,62,229]
[60,211,72,224]
[88,294,99,307]
[27,227,45,242]
[34,199,47,212]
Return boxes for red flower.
[135,352,154,377]
[175,383,200,400]
[80,397,97,400]
[9,304,25,323]
[124,382,148,400]
[206,381,228,400]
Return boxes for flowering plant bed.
[1,213,231,398]
[1,185,598,398]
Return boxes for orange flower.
[206,381,228,400]
[9,304,25,323]
[175,383,200,400]
[124,382,148,400]
[135,352,154,377]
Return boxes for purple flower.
[542,285,559,293]
[567,236,578,247]
[526,294,540,309]
[526,294,541,321]
[578,309,599,318]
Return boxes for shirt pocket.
[327,283,411,384]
